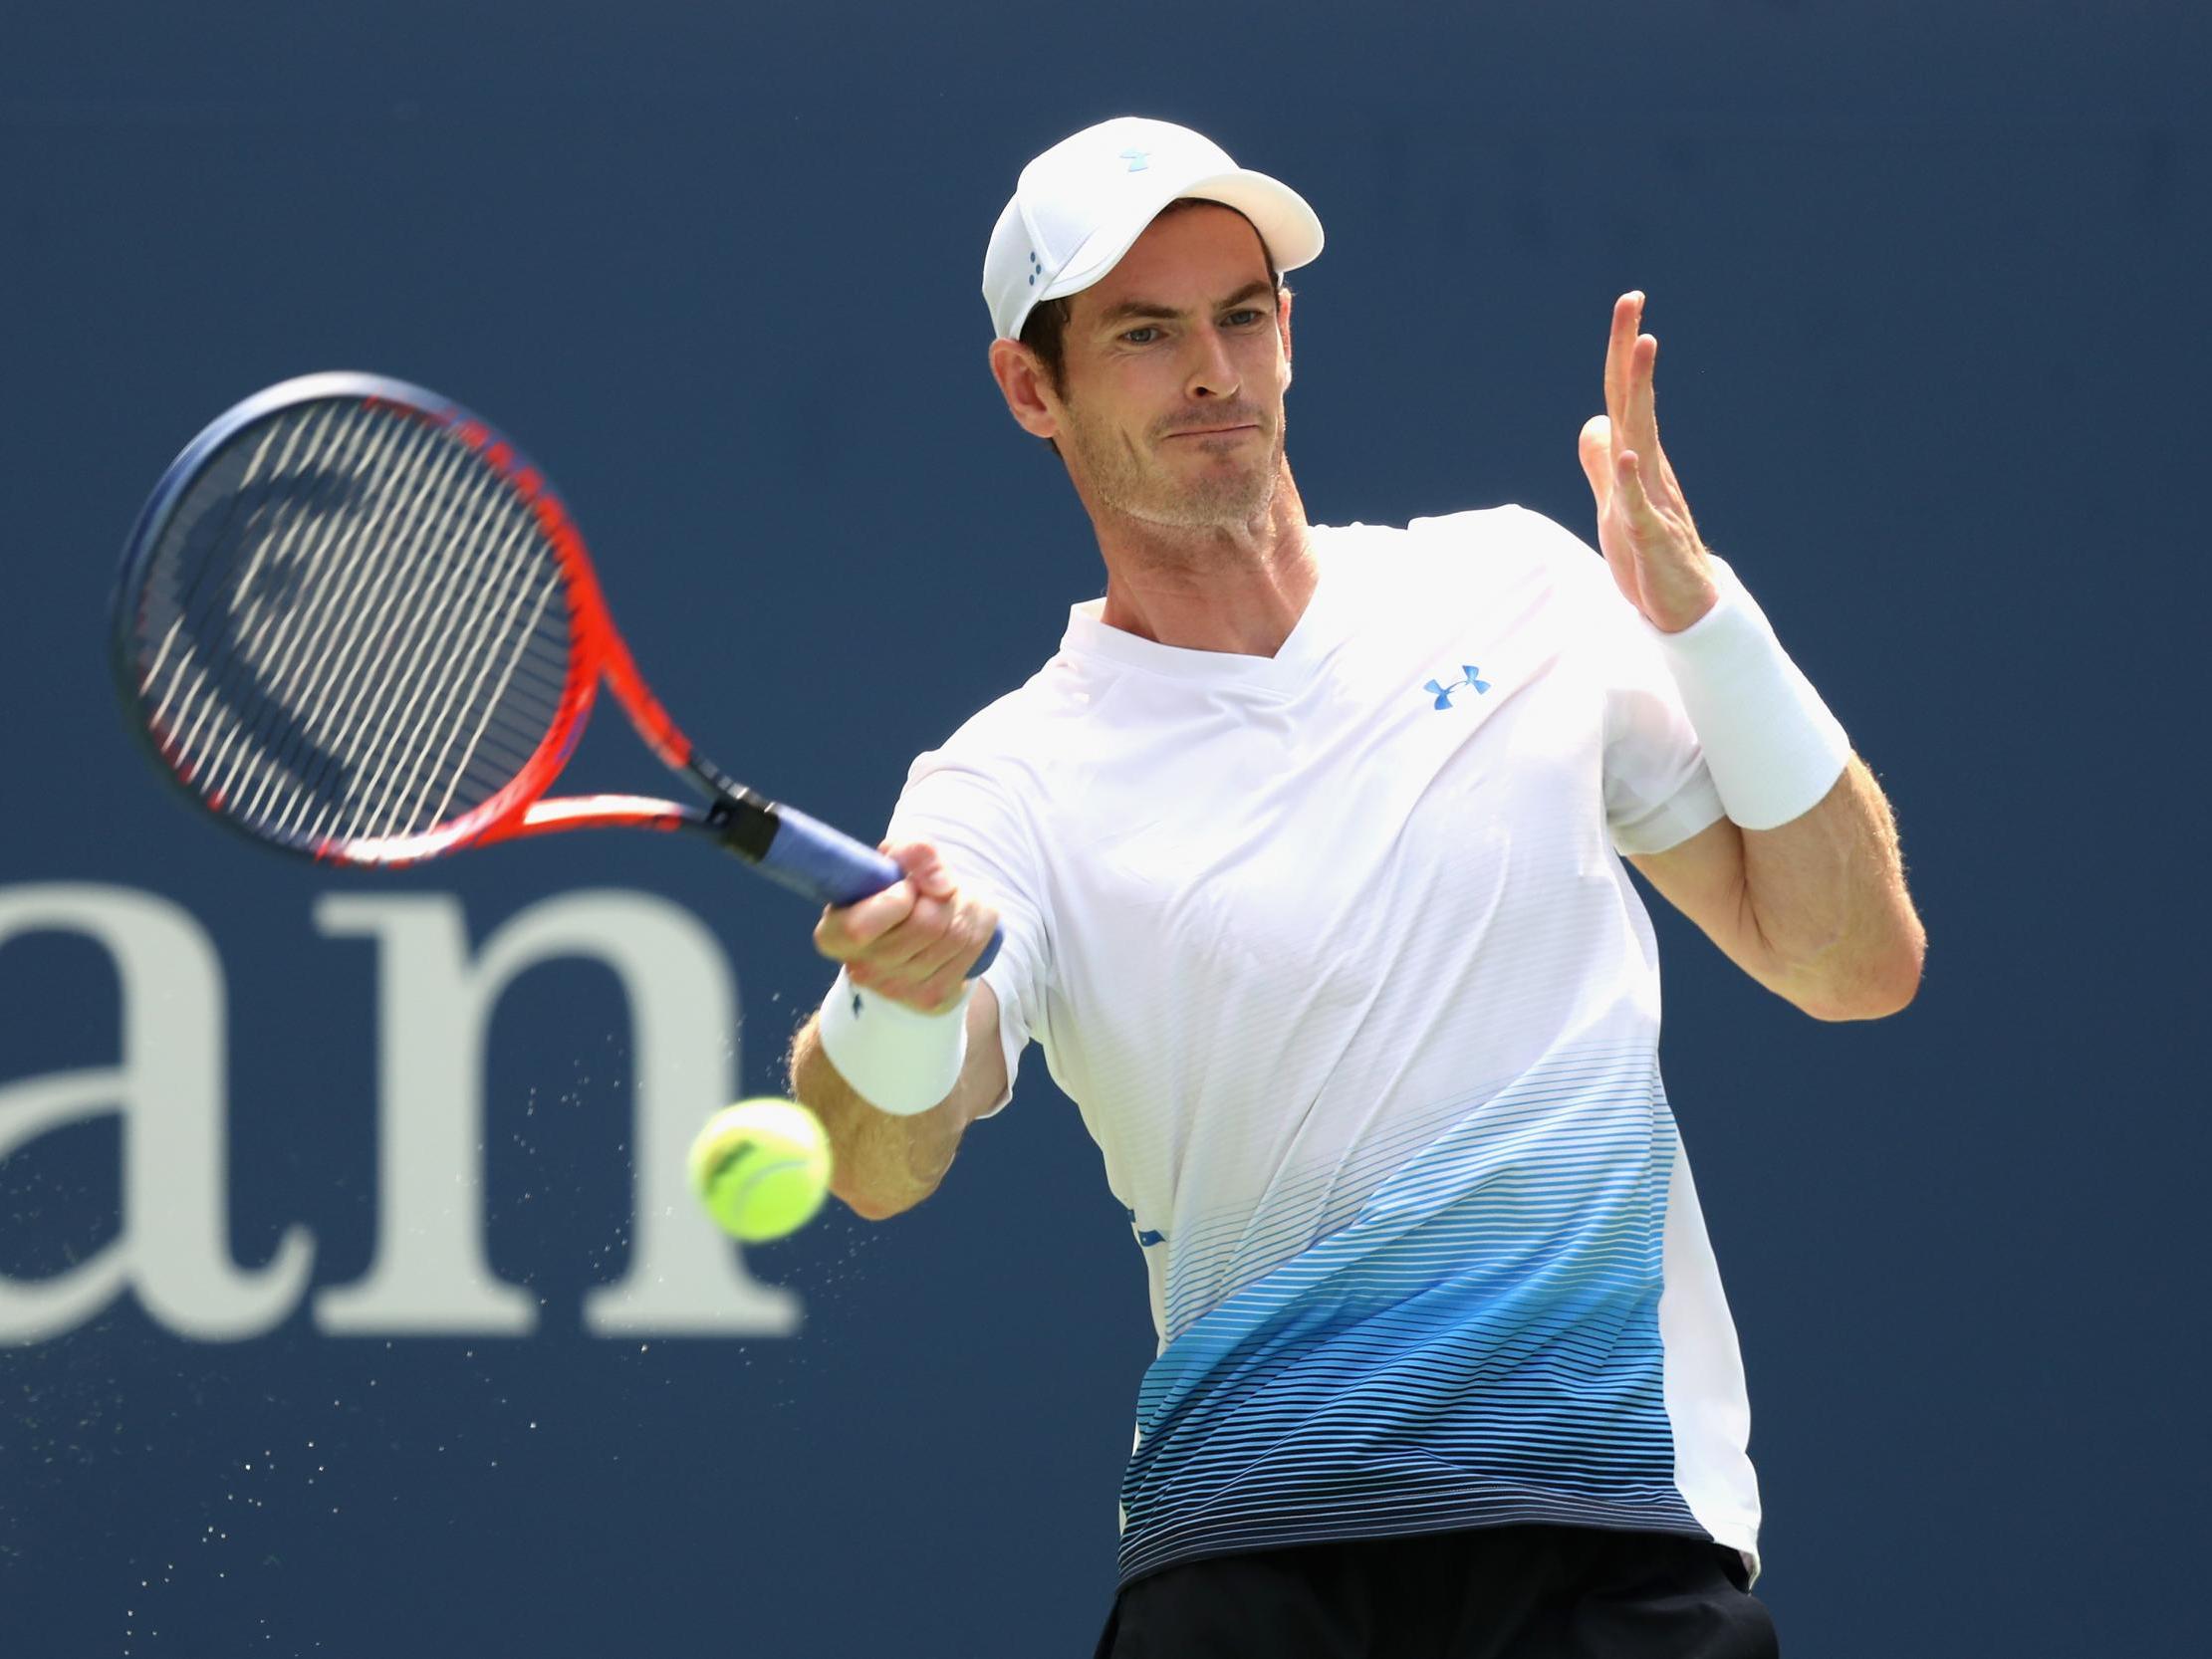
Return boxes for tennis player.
[790,116,1923,1658]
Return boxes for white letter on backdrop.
[0,884,315,1344]
[311,890,796,1337]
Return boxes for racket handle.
[755,805,1004,978]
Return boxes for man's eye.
[1224,310,1264,327]
[1121,327,1160,345]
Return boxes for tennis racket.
[110,370,1000,972]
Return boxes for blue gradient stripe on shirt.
[1155,1043,1668,1342]
[1116,1056,1702,1585]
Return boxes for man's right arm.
[789,985,1007,1220]
[785,837,1008,1221]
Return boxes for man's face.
[1047,205,1293,532]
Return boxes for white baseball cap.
[983,116,1324,342]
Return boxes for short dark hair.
[1018,197,1286,400]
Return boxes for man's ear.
[1277,288,1295,389]
[988,338,1060,440]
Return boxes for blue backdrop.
[4,3,2204,1654]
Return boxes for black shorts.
[1093,1525,1779,1659]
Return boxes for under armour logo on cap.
[1119,147,1150,172]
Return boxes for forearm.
[789,1013,968,1219]
[1736,755,1924,1019]
[791,835,1011,1216]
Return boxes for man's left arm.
[1579,292,1925,1022]
[1629,763,1923,1022]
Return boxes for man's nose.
[1183,326,1241,400]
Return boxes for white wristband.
[817,967,972,1117]
[1650,559,1851,831]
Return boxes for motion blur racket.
[111,371,999,971]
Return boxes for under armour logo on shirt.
[1422,666,1492,709]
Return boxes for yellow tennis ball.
[686,1098,832,1243]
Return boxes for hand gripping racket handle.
[753,805,1003,978]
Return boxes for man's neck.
[1093,467,1316,657]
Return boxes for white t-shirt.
[888,505,1762,1585]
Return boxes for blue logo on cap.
[1028,250,1044,288]
[1119,147,1150,172]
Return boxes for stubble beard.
[1065,404,1287,534]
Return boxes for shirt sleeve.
[1510,507,1728,856]
[1602,632,1728,855]
[883,746,1052,1120]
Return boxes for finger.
[1578,415,1613,506]
[883,839,957,901]
[878,928,974,1001]
[875,873,983,970]
[815,903,860,960]
[1614,447,1655,524]
[905,908,1000,1011]
[909,963,979,1016]
[1625,331,1662,465]
[1652,426,1688,501]
[857,903,981,1006]
[861,908,956,981]
[1602,291,1644,440]
[818,877,920,955]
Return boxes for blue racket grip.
[755,804,1003,978]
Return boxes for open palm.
[1575,292,1720,634]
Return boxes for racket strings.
[278,414,571,840]
[130,398,575,852]
[299,424,539,842]
[156,402,446,827]
[150,407,369,819]
[176,402,412,823]
[146,404,344,753]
